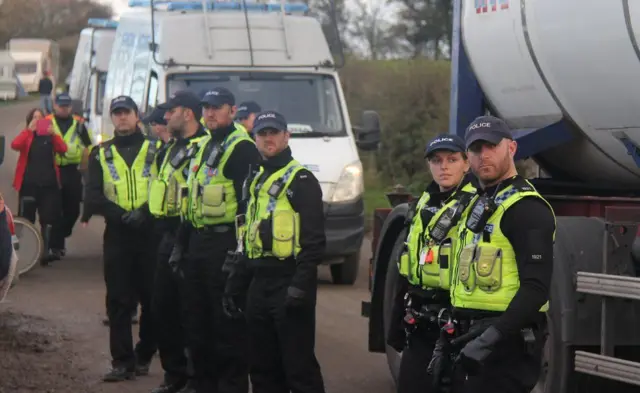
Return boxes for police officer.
[85,95,158,382]
[168,87,260,393]
[224,111,326,393]
[387,134,476,393]
[234,101,261,136]
[144,107,172,144]
[148,94,209,393]
[448,116,555,393]
[48,93,93,260]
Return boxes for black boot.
[102,367,135,382]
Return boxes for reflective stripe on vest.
[451,180,555,313]
[400,182,477,290]
[99,139,157,212]
[148,136,207,218]
[50,116,84,165]
[245,160,303,260]
[184,130,253,228]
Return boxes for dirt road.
[0,101,395,393]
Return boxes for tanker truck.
[360,0,640,392]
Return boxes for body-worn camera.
[465,195,497,233]
[205,144,222,168]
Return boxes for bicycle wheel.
[12,217,44,276]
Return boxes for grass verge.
[363,167,391,233]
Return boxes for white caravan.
[7,38,60,93]
[0,51,19,100]
[68,18,119,143]
[103,0,381,285]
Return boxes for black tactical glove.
[428,333,454,391]
[168,245,184,278]
[456,325,502,375]
[222,251,240,274]
[222,295,244,319]
[284,286,307,309]
[121,208,146,229]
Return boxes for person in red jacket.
[11,108,68,264]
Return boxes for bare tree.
[346,0,401,60]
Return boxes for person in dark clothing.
[440,116,555,393]
[85,95,157,382]
[386,134,475,393]
[38,73,53,114]
[0,194,13,282]
[11,108,67,264]
[224,111,326,393]
[168,88,260,393]
[48,93,93,260]
[146,104,209,393]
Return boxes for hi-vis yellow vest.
[398,182,477,290]
[98,139,158,212]
[184,129,254,228]
[451,179,555,313]
[148,135,208,218]
[245,159,304,260]
[48,115,88,166]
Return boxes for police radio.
[169,147,188,169]
[465,195,497,233]
[205,143,222,168]
[429,206,456,243]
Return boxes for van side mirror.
[354,110,381,151]
[0,135,5,167]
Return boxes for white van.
[68,18,118,144]
[7,38,60,93]
[103,0,381,285]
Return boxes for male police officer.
[234,101,261,136]
[148,93,209,393]
[224,111,326,393]
[86,96,158,382]
[168,87,260,393]
[144,107,172,144]
[449,116,555,393]
[47,92,93,259]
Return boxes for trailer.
[7,38,60,93]
[361,0,640,391]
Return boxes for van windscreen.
[167,72,347,137]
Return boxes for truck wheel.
[382,230,407,383]
[330,252,360,285]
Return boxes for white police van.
[67,18,118,144]
[101,0,381,285]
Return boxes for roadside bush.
[340,58,451,192]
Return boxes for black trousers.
[103,222,157,369]
[50,165,83,250]
[152,229,189,385]
[454,332,543,393]
[397,329,438,393]
[183,227,248,393]
[246,266,325,393]
[19,184,61,226]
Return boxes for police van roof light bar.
[87,18,119,29]
[128,0,309,14]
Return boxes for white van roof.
[121,0,334,69]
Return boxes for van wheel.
[330,252,360,285]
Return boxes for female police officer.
[387,134,477,393]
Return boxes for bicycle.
[12,197,45,277]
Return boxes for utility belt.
[191,223,234,235]
[246,256,297,275]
